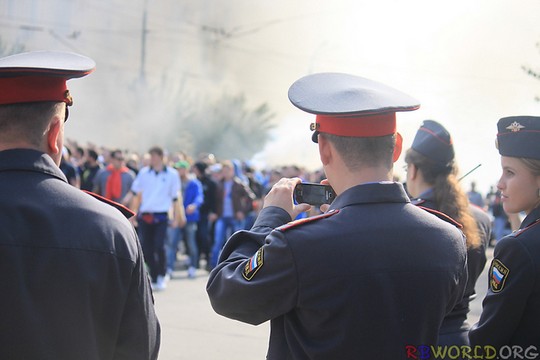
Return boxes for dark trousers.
[138,219,168,282]
[196,213,210,265]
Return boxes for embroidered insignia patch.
[490,259,510,293]
[242,248,264,281]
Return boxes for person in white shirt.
[129,146,185,291]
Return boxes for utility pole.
[140,0,148,82]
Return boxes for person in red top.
[94,149,136,204]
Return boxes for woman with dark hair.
[405,120,491,346]
[470,116,540,347]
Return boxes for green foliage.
[0,39,25,57]
[522,41,540,102]
[177,93,275,160]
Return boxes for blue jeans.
[210,216,245,268]
[493,216,511,241]
[196,214,211,264]
[167,222,199,271]
[166,226,182,273]
[184,222,198,269]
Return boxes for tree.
[177,93,275,160]
[522,41,540,102]
[0,38,25,57]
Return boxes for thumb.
[319,204,330,213]
[293,203,312,218]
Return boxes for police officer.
[0,51,160,359]
[469,116,540,348]
[405,120,491,346]
[206,73,468,359]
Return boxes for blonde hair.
[519,158,540,176]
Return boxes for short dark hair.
[0,102,64,146]
[110,149,124,160]
[76,146,84,157]
[87,149,99,161]
[321,133,396,171]
[148,146,164,158]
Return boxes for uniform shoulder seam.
[277,209,339,232]
[513,219,540,237]
[417,206,463,229]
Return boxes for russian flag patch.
[490,259,510,293]
[242,248,264,281]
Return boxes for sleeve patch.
[490,259,510,293]
[242,248,264,281]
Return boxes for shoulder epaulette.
[513,218,540,237]
[82,190,135,219]
[278,209,339,232]
[417,206,463,229]
[411,198,425,206]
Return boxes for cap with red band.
[0,50,95,106]
[288,72,420,143]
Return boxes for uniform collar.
[520,206,540,230]
[329,181,410,211]
[410,188,435,206]
[0,148,67,183]
[151,165,168,175]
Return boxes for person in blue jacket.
[170,160,204,278]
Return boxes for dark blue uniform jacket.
[412,193,491,338]
[207,182,467,359]
[0,149,160,360]
[470,205,540,348]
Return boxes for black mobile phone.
[294,183,336,206]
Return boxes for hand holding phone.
[294,183,336,206]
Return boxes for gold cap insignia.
[310,123,319,131]
[506,121,525,132]
[64,90,73,106]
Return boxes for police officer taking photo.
[0,51,159,359]
[207,73,468,359]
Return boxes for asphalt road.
[155,248,494,359]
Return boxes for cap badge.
[310,123,319,131]
[506,121,525,132]
[64,90,73,106]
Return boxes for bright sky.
[1,0,539,194]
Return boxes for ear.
[392,132,403,162]
[408,163,419,181]
[46,117,62,156]
[318,134,332,166]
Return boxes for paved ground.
[155,248,494,359]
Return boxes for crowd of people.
[57,135,520,295]
[58,139,329,290]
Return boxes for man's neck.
[331,166,393,195]
[0,141,39,152]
